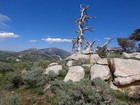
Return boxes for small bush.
[13,62,33,71]
[47,71,57,81]
[58,60,69,77]
[59,70,67,78]
[114,91,129,103]
[46,95,57,105]
[96,48,107,58]
[37,60,51,69]
[0,62,14,73]
[33,87,44,95]
[50,78,129,105]
[22,67,46,87]
[82,66,90,78]
[7,94,20,105]
[58,60,67,67]
[51,79,102,105]
[0,90,20,105]
[6,71,23,88]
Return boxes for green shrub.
[0,73,7,87]
[22,67,46,87]
[96,48,107,58]
[13,62,33,71]
[33,87,44,95]
[7,94,20,105]
[58,60,69,78]
[107,52,122,59]
[93,78,130,104]
[51,79,102,105]
[37,60,51,69]
[46,95,57,105]
[0,90,20,105]
[47,71,57,81]
[50,78,129,105]
[114,91,129,103]
[59,70,67,78]
[0,62,14,73]
[6,71,23,88]
[82,66,90,78]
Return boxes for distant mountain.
[37,48,71,59]
[19,47,70,59]
[0,48,71,62]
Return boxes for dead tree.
[96,36,114,50]
[96,36,114,57]
[72,5,94,54]
[82,40,95,54]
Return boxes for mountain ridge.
[0,47,71,62]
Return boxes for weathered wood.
[97,36,115,50]
[72,5,94,54]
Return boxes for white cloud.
[0,14,11,27]
[104,37,110,40]
[42,38,72,43]
[29,40,38,43]
[0,32,20,38]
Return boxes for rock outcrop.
[67,60,74,67]
[48,62,59,67]
[90,54,101,64]
[110,58,140,85]
[123,52,140,59]
[90,64,110,81]
[64,66,85,82]
[66,54,90,61]
[134,52,140,59]
[45,64,62,75]
[96,58,108,65]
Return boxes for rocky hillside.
[44,52,140,104]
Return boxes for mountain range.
[0,48,71,62]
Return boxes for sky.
[0,0,140,51]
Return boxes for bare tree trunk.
[77,5,88,53]
[72,5,94,54]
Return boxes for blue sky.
[0,0,140,51]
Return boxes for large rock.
[45,65,62,75]
[67,60,74,67]
[90,64,111,80]
[122,52,133,58]
[109,82,120,91]
[64,66,85,82]
[90,54,101,64]
[96,58,108,65]
[110,58,140,85]
[48,62,58,67]
[66,54,90,61]
[123,52,140,59]
[133,52,140,59]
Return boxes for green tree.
[129,29,140,51]
[117,38,130,51]
[129,29,140,41]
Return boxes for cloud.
[0,32,20,38]
[104,37,110,40]
[42,38,72,43]
[0,14,11,27]
[29,40,38,43]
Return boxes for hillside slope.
[0,48,70,62]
